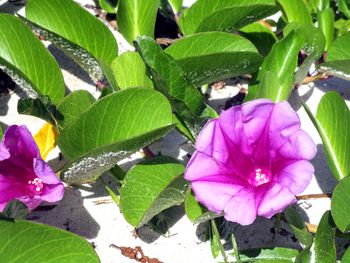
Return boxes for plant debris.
[110,244,163,263]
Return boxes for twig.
[296,193,332,200]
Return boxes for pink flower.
[185,99,316,225]
[0,125,64,211]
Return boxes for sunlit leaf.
[0,14,64,104]
[120,156,187,227]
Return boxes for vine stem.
[296,193,332,200]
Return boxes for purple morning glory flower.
[185,99,317,225]
[0,125,64,212]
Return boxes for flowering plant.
[0,125,64,212]
[185,99,317,225]
[0,0,350,261]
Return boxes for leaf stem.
[296,193,332,200]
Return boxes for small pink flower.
[185,99,316,225]
[0,125,64,211]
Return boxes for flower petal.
[191,180,245,215]
[278,130,317,160]
[257,183,296,218]
[223,188,257,225]
[275,160,314,194]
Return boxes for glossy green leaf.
[304,92,350,180]
[318,8,335,51]
[237,247,299,262]
[339,0,350,19]
[184,190,220,224]
[284,22,325,84]
[17,96,62,126]
[239,22,278,56]
[314,211,336,263]
[326,33,350,61]
[57,90,96,130]
[309,0,330,12]
[117,0,160,44]
[255,32,304,102]
[284,207,313,248]
[25,0,118,81]
[136,36,204,117]
[335,18,350,37]
[331,176,350,232]
[178,0,278,35]
[319,60,350,80]
[135,36,205,140]
[277,0,313,26]
[168,0,182,13]
[165,32,263,86]
[185,189,205,222]
[319,33,350,80]
[0,220,100,263]
[342,247,350,262]
[0,14,64,104]
[120,156,187,227]
[99,0,118,13]
[58,88,174,184]
[110,52,153,90]
[210,220,226,260]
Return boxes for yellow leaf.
[34,123,58,160]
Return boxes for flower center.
[28,178,44,194]
[248,168,272,187]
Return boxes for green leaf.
[319,60,350,80]
[309,0,330,12]
[342,247,350,262]
[58,88,174,184]
[318,8,335,51]
[135,36,205,140]
[185,189,205,222]
[136,36,204,116]
[210,220,226,260]
[17,96,63,126]
[0,14,64,104]
[284,207,313,248]
[0,200,29,220]
[168,0,182,13]
[178,0,278,35]
[25,0,118,81]
[319,33,350,80]
[0,220,100,263]
[339,0,350,19]
[184,190,220,224]
[255,32,304,102]
[110,52,153,90]
[120,156,187,227]
[314,211,336,263]
[303,92,350,180]
[165,32,263,86]
[236,247,299,262]
[326,33,350,61]
[99,0,118,13]
[57,90,96,131]
[117,0,160,44]
[239,22,278,56]
[331,176,350,232]
[283,22,325,84]
[0,125,3,141]
[277,0,313,26]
